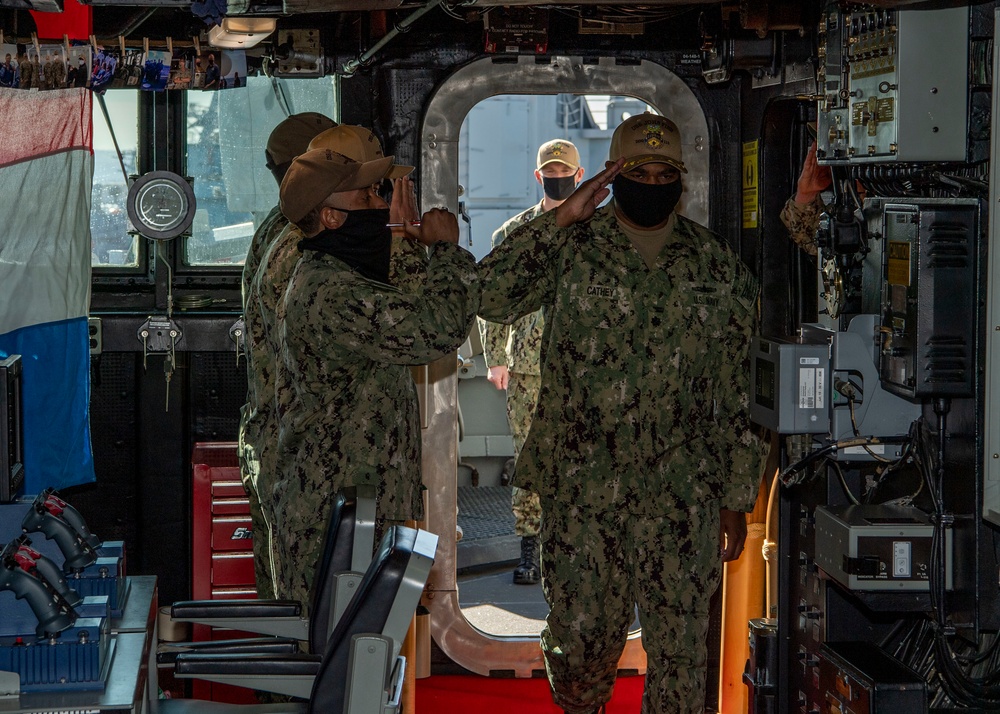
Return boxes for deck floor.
[457,484,546,637]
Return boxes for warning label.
[798,367,825,410]
[742,141,759,229]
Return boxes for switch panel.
[814,504,951,591]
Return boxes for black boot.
[512,535,540,584]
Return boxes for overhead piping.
[341,0,443,75]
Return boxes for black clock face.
[127,171,196,240]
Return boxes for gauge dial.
[126,171,196,240]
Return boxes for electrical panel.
[750,318,920,460]
[817,4,970,162]
[819,642,927,713]
[880,200,979,400]
[750,334,831,435]
[814,505,952,592]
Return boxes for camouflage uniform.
[51,58,65,89]
[237,204,290,599]
[779,195,824,256]
[244,206,286,298]
[478,206,764,714]
[18,58,32,90]
[482,201,546,537]
[243,210,428,603]
[41,58,53,90]
[272,241,477,609]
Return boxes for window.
[184,76,337,266]
[91,92,139,268]
[459,93,649,260]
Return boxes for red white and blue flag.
[0,88,95,494]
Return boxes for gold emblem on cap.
[641,122,664,149]
[549,143,565,157]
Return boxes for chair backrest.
[308,487,376,653]
[307,525,436,714]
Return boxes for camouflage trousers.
[237,409,276,600]
[268,466,408,615]
[271,499,403,613]
[539,500,722,714]
[507,372,541,537]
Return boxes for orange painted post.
[718,476,770,714]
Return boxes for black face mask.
[298,208,393,284]
[612,175,683,228]
[542,175,577,202]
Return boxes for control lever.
[15,536,82,607]
[137,316,182,411]
[21,494,98,572]
[229,317,246,367]
[41,488,102,549]
[0,540,76,638]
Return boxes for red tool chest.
[190,441,258,704]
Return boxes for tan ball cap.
[265,112,337,170]
[308,124,413,179]
[280,148,393,223]
[609,112,687,173]
[536,139,580,171]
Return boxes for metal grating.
[66,352,139,548]
[457,485,516,542]
[188,352,246,442]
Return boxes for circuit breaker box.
[819,641,927,713]
[750,333,831,435]
[880,201,978,399]
[817,4,970,162]
[814,504,952,592]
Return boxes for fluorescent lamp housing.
[208,17,277,49]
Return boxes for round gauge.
[126,171,196,241]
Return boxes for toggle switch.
[893,541,911,578]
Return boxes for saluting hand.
[412,208,459,247]
[554,157,625,228]
[794,141,832,204]
[390,177,419,228]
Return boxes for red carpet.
[416,674,645,713]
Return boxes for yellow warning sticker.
[742,140,759,229]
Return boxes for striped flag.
[0,88,95,494]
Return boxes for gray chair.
[160,488,376,670]
[154,525,438,714]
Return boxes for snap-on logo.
[231,527,253,540]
